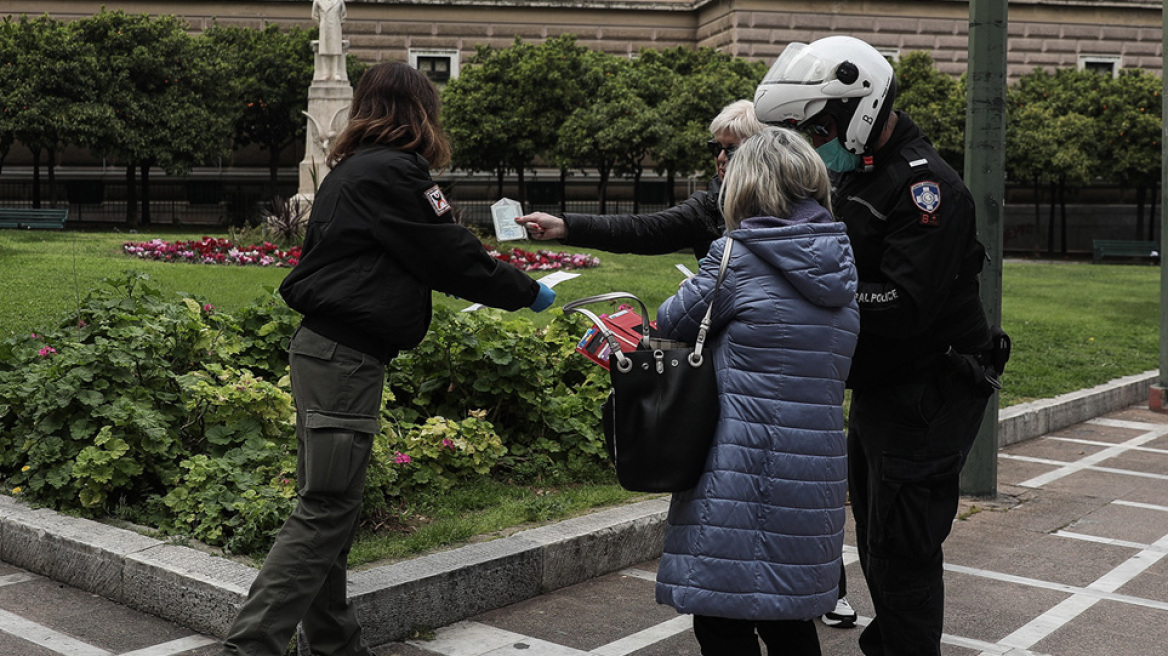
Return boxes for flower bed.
[489,247,601,272]
[123,238,601,272]
[123,237,301,267]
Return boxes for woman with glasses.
[515,99,760,261]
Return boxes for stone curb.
[996,370,1157,447]
[0,370,1157,647]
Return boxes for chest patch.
[425,184,452,216]
[911,181,941,214]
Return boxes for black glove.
[945,347,1000,398]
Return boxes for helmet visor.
[762,43,836,85]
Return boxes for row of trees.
[0,11,363,225]
[442,36,767,212]
[890,54,1162,248]
[443,41,1164,243]
[2,11,1164,234]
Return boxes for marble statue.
[312,0,348,82]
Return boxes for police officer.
[755,36,995,656]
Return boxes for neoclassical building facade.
[14,0,1166,82]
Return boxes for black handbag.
[563,239,735,492]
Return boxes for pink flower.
[394,451,412,465]
[442,438,455,450]
[202,304,215,314]
[38,346,56,357]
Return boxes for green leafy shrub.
[0,272,616,556]
[387,306,609,477]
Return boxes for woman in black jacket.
[218,62,554,656]
[515,99,762,260]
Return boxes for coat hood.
[730,200,857,309]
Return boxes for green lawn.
[1,228,1161,564]
[1,229,1160,408]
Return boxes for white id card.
[491,198,527,242]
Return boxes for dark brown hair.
[328,62,452,169]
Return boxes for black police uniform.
[835,112,992,656]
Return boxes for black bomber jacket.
[279,145,540,363]
[561,178,724,260]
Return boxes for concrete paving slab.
[473,571,676,651]
[1041,468,1157,501]
[1116,475,1168,507]
[1048,421,1147,443]
[1104,447,1168,475]
[1028,600,1167,656]
[941,571,1072,645]
[1064,500,1168,545]
[1115,555,1168,603]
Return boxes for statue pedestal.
[298,80,353,202]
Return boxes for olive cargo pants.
[221,326,385,656]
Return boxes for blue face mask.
[816,139,862,173]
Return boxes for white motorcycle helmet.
[754,36,897,156]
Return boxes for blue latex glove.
[529,282,556,312]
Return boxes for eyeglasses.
[706,140,738,159]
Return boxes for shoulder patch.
[911,181,941,214]
[424,184,452,216]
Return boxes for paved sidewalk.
[0,381,1164,655]
[375,403,1168,656]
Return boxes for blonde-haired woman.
[654,127,860,655]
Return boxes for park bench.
[0,207,69,230]
[1092,239,1159,264]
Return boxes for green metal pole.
[960,0,1007,497]
[1159,6,1168,395]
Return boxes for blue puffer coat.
[654,199,860,621]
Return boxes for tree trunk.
[496,166,505,200]
[1032,175,1041,255]
[1046,180,1056,257]
[268,140,281,197]
[1135,186,1146,240]
[1058,176,1068,257]
[140,162,152,226]
[666,169,677,206]
[632,165,643,214]
[125,163,139,228]
[598,164,611,214]
[517,164,527,208]
[1151,184,1159,242]
[30,146,42,209]
[0,132,12,175]
[559,168,568,216]
[48,145,58,208]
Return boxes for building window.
[410,49,460,84]
[1079,55,1120,78]
[876,48,900,64]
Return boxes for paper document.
[675,263,695,277]
[462,271,581,312]
[491,198,527,242]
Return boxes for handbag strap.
[561,240,734,371]
[690,238,734,367]
[562,293,652,368]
